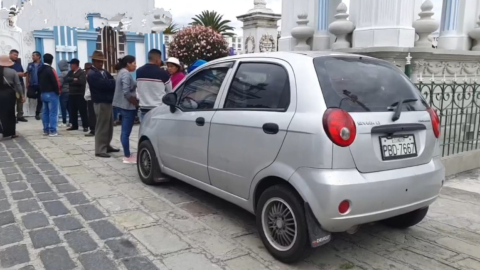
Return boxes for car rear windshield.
[313,56,428,112]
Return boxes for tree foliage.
[164,22,179,35]
[168,26,228,66]
[190,10,235,37]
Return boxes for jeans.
[59,92,69,124]
[139,109,150,122]
[113,107,121,121]
[41,92,59,134]
[120,109,136,157]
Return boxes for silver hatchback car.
[137,52,445,263]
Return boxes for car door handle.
[195,117,205,126]
[263,123,279,134]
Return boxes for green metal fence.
[416,83,480,157]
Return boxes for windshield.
[313,56,428,112]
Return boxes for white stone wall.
[5,0,155,34]
[135,43,146,68]
[77,40,88,65]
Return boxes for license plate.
[379,135,417,160]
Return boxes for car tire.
[381,207,429,229]
[137,140,163,186]
[256,185,309,263]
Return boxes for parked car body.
[137,52,445,263]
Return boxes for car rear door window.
[224,62,290,110]
[178,68,229,110]
[314,56,428,112]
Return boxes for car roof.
[207,51,375,65]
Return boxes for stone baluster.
[468,15,480,51]
[291,14,314,51]
[413,0,439,48]
[328,1,355,49]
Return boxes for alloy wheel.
[261,198,298,251]
[139,148,152,179]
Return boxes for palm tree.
[164,22,179,35]
[190,10,235,37]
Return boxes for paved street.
[1,120,480,270]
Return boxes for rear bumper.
[289,158,445,232]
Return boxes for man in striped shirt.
[136,49,172,121]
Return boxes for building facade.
[0,0,171,116]
[225,36,243,55]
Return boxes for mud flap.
[305,202,331,248]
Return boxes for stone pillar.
[350,0,416,48]
[312,0,330,50]
[238,0,281,53]
[437,0,479,50]
[280,0,338,51]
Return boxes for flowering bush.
[168,26,229,66]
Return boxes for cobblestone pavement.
[1,120,480,269]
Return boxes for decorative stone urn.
[469,15,480,51]
[413,0,439,48]
[291,14,314,51]
[328,2,355,49]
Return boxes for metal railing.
[416,83,480,157]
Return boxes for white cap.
[166,57,181,67]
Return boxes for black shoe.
[17,117,28,122]
[35,115,40,120]
[107,147,120,153]
[83,128,89,132]
[85,132,95,137]
[66,127,78,131]
[95,153,111,158]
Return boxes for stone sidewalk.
[1,120,480,269]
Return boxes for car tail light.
[323,108,357,147]
[427,107,440,138]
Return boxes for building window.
[224,63,290,110]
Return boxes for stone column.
[437,0,479,50]
[312,0,330,50]
[279,0,296,51]
[350,0,416,48]
[280,0,339,51]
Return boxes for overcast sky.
[156,0,443,35]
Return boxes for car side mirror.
[163,93,178,113]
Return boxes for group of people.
[0,48,197,165]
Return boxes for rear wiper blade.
[390,99,418,122]
[339,90,371,112]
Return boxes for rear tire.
[137,140,163,185]
[381,207,429,229]
[256,185,309,263]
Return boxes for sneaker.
[123,154,137,164]
[35,115,40,120]
[49,133,59,137]
[43,132,49,136]
[17,117,28,122]
[67,123,72,127]
[58,123,66,127]
[83,128,89,132]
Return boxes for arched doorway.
[96,26,125,74]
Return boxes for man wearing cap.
[87,51,119,158]
[64,58,89,132]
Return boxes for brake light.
[427,107,440,138]
[323,108,356,147]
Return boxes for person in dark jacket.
[87,51,119,158]
[9,49,27,123]
[38,53,60,136]
[57,60,70,127]
[26,51,43,120]
[64,58,89,132]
